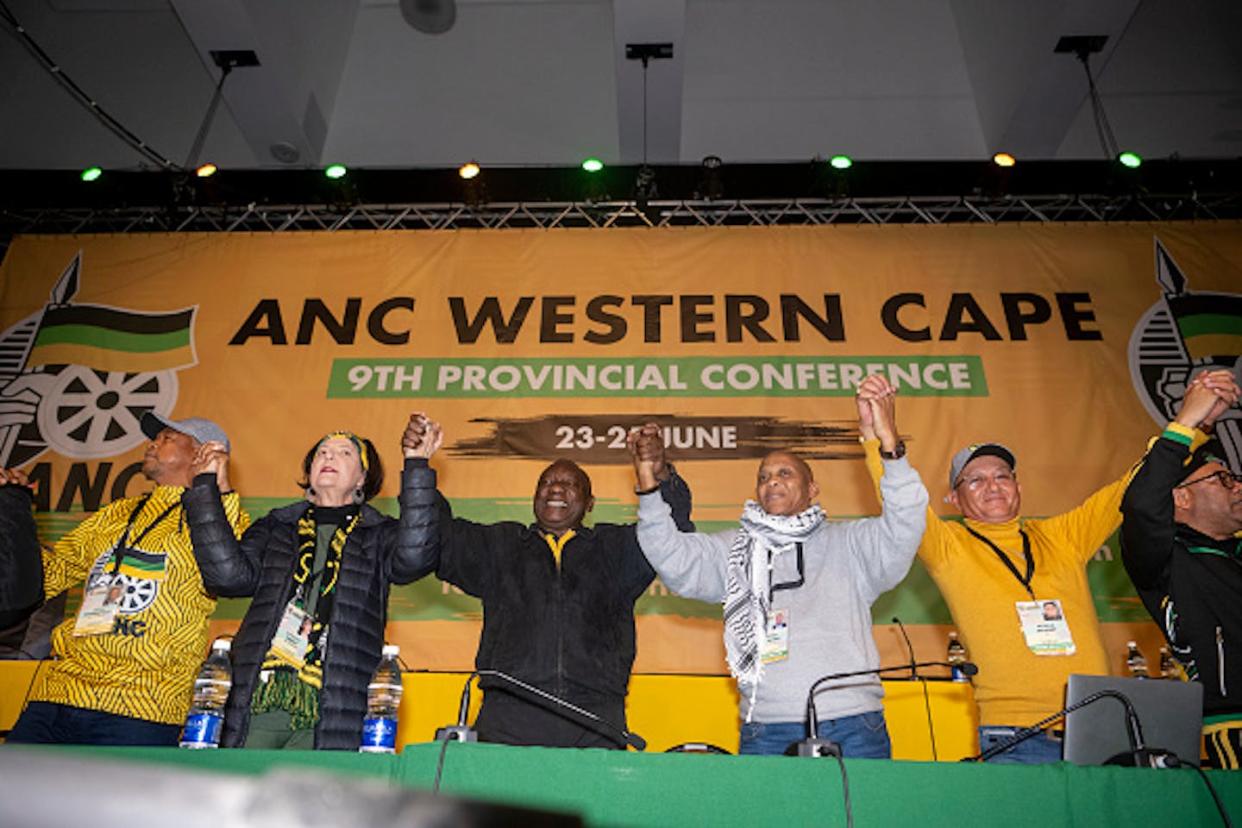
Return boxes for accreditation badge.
[73,571,123,636]
[761,608,791,664]
[269,600,312,668]
[1016,599,1076,656]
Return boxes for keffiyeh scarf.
[724,500,825,720]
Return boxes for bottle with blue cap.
[180,638,232,749]
[360,644,403,753]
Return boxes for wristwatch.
[879,441,907,460]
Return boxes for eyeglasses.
[955,471,1017,491]
[1176,470,1242,490]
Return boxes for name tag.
[761,608,790,664]
[74,572,123,636]
[1016,599,1076,656]
[269,600,312,668]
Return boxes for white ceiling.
[1,0,1239,171]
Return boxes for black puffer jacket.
[183,458,437,749]
[0,484,43,630]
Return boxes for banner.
[2,223,1240,673]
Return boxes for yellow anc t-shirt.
[863,436,1173,728]
[33,485,249,725]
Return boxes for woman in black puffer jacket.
[182,414,441,749]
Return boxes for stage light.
[324,164,348,179]
[582,157,604,173]
[80,166,103,182]
[1118,151,1142,169]
[992,152,1016,168]
[829,155,852,170]
[195,163,218,178]
[459,161,481,180]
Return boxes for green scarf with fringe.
[252,506,359,729]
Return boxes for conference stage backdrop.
[1,223,1239,675]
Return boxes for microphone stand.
[435,669,647,751]
[793,661,979,758]
[966,689,1161,765]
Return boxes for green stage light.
[324,164,348,179]
[582,157,604,173]
[1118,151,1142,169]
[80,166,103,182]
[829,155,853,170]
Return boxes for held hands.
[402,412,444,460]
[190,441,231,491]
[855,374,899,453]
[626,422,668,491]
[0,467,32,490]
[1176,369,1240,431]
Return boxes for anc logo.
[0,253,197,466]
[1128,238,1242,470]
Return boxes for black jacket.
[183,458,438,749]
[436,471,693,745]
[1120,431,1242,717]
[0,484,43,631]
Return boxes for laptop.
[1063,674,1204,767]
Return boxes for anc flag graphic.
[107,547,167,581]
[26,304,195,372]
[1165,293,1242,362]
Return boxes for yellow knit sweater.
[865,440,1141,727]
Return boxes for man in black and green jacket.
[1120,368,1242,768]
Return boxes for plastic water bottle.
[180,638,231,749]
[360,644,403,754]
[1159,646,1177,679]
[1126,641,1149,679]
[947,630,969,682]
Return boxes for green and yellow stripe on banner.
[27,304,195,372]
[107,548,168,581]
[1166,293,1242,361]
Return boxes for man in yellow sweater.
[858,377,1171,764]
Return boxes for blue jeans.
[978,725,1062,765]
[6,701,181,746]
[740,711,892,758]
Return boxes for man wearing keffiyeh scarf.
[634,374,928,757]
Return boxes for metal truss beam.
[2,193,1239,245]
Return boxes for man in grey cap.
[858,381,1180,764]
[4,411,249,746]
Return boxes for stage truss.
[2,192,1239,244]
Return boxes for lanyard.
[110,494,180,574]
[766,543,806,603]
[965,525,1035,600]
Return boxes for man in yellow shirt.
[859,378,1164,764]
[5,413,249,746]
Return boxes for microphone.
[435,669,647,751]
[433,670,480,743]
[891,617,918,680]
[793,661,979,758]
[968,689,1151,764]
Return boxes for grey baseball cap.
[140,412,230,452]
[948,442,1015,489]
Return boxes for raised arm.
[388,413,442,584]
[182,441,255,597]
[631,424,727,602]
[1121,371,1238,589]
[850,376,929,600]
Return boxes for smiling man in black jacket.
[1120,368,1241,768]
[405,420,693,749]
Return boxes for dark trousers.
[475,686,628,749]
[6,701,181,746]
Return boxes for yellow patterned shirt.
[34,485,249,725]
